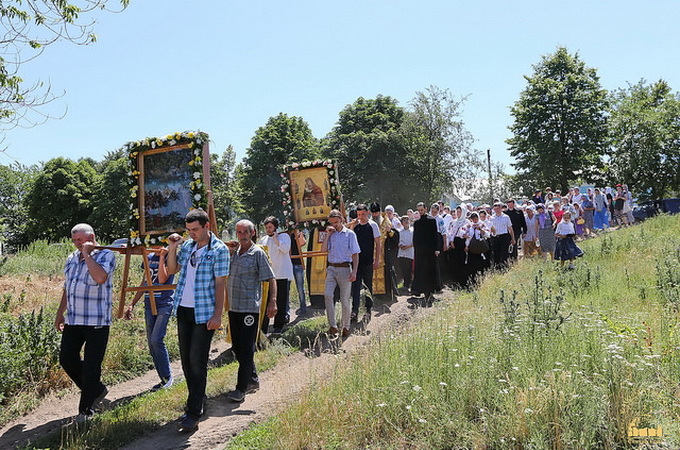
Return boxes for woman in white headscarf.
[536,204,556,262]
[462,212,490,286]
[447,204,470,289]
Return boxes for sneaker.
[178,415,199,432]
[350,311,358,321]
[93,386,108,409]
[227,389,245,403]
[362,311,372,323]
[245,380,260,394]
[342,328,350,337]
[568,263,576,270]
[75,412,93,424]
[151,376,174,392]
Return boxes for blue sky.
[2,1,679,171]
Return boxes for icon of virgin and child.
[300,177,325,207]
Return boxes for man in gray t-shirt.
[225,219,276,403]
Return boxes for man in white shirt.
[258,216,294,333]
[489,202,516,269]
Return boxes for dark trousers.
[59,325,109,415]
[491,233,512,270]
[352,263,374,313]
[177,306,215,418]
[509,228,521,260]
[229,311,259,393]
[262,279,290,333]
[398,257,413,289]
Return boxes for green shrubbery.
[0,308,60,404]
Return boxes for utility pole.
[487,149,493,203]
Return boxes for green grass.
[0,239,73,278]
[228,214,680,449]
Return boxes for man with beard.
[411,202,442,306]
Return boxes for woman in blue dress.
[554,211,584,270]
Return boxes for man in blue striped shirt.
[167,209,229,432]
[55,223,116,424]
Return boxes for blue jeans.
[145,301,172,381]
[293,264,307,313]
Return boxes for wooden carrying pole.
[98,245,177,318]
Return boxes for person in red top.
[552,201,564,222]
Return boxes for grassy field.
[228,214,680,449]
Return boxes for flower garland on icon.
[281,159,342,229]
[125,131,209,246]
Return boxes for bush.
[0,308,61,404]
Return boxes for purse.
[576,217,585,225]
[468,235,490,254]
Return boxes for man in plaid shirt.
[54,223,116,424]
[167,209,229,432]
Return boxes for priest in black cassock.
[411,201,442,306]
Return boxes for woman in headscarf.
[554,211,584,269]
[573,202,585,236]
[447,204,470,289]
[592,188,608,230]
[478,209,493,271]
[536,204,556,262]
[581,194,595,237]
[462,212,490,286]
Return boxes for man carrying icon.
[166,209,229,433]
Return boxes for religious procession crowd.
[52,184,635,432]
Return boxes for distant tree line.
[2,49,680,250]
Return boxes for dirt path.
[0,291,444,449]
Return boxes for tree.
[26,157,98,241]
[507,47,609,193]
[0,1,129,132]
[401,86,478,205]
[238,113,320,223]
[609,79,680,200]
[323,95,412,208]
[0,162,37,249]
[89,153,130,242]
[210,145,243,230]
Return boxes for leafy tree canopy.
[609,79,680,200]
[26,156,98,241]
[210,145,243,230]
[0,162,37,249]
[239,113,320,223]
[0,0,129,132]
[401,86,478,205]
[507,47,609,193]
[323,95,410,208]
